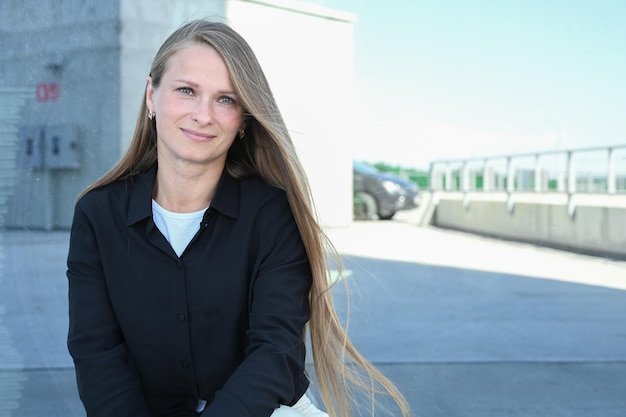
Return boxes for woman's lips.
[182,128,215,141]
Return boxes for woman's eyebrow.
[173,79,237,96]
[173,79,199,87]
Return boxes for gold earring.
[239,129,246,140]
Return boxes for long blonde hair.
[81,19,411,417]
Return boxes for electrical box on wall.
[43,125,80,169]
[18,125,80,170]
[18,126,45,169]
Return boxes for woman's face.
[146,42,245,171]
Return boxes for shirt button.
[178,314,186,321]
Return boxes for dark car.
[353,161,420,220]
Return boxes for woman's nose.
[193,100,213,125]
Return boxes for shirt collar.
[210,170,240,219]
[126,165,240,226]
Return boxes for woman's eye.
[178,87,194,95]
[218,96,236,105]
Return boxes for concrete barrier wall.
[433,192,626,258]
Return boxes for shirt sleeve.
[201,192,312,417]
[66,199,153,417]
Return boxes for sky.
[311,0,626,169]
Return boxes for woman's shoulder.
[234,176,300,237]
[76,171,150,213]
[238,175,288,205]
[77,180,124,207]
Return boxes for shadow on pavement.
[328,255,626,417]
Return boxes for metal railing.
[429,145,626,195]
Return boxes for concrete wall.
[226,0,356,227]
[0,1,122,229]
[433,192,626,258]
[0,89,32,230]
[1,0,355,229]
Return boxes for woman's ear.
[145,76,155,112]
[241,114,251,131]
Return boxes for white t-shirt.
[151,200,206,257]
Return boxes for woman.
[67,19,411,417]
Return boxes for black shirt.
[67,166,311,417]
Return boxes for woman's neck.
[153,160,223,213]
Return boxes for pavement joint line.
[0,366,75,372]
[367,360,626,365]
